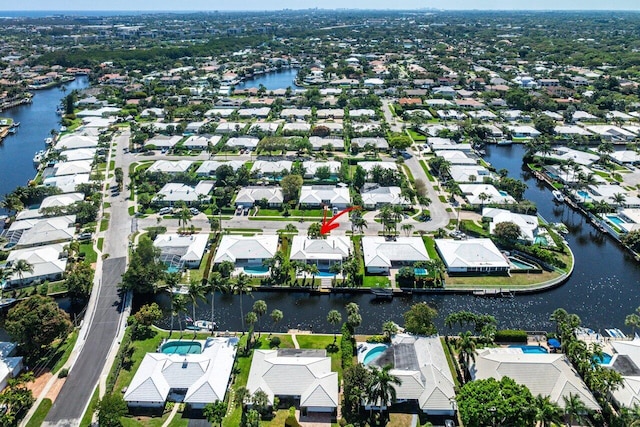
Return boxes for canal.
[155,143,640,334]
[235,68,299,91]
[0,76,90,213]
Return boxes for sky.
[2,0,640,11]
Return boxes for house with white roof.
[542,146,600,166]
[238,107,271,118]
[482,208,539,242]
[196,160,245,176]
[226,137,259,149]
[351,138,389,151]
[154,182,214,206]
[52,160,92,177]
[436,110,465,121]
[214,122,247,134]
[572,111,598,122]
[435,238,510,274]
[145,135,182,150]
[362,236,429,275]
[235,187,283,208]
[251,160,292,177]
[39,193,84,212]
[508,125,540,139]
[357,161,397,175]
[147,160,194,174]
[5,243,67,287]
[290,236,352,269]
[281,108,312,119]
[362,335,456,416]
[350,109,376,118]
[607,111,634,122]
[43,174,91,193]
[124,337,238,411]
[554,125,592,137]
[466,110,497,121]
[611,150,640,165]
[206,108,235,119]
[8,216,76,249]
[470,348,599,411]
[586,125,636,142]
[213,235,278,267]
[459,184,515,205]
[183,135,221,150]
[587,185,640,208]
[434,150,477,165]
[608,338,640,408]
[282,123,311,134]
[360,185,410,209]
[449,165,492,183]
[299,186,351,209]
[302,161,341,179]
[53,134,98,151]
[60,148,97,162]
[250,122,279,134]
[154,234,209,269]
[309,137,345,151]
[246,349,339,414]
[316,109,345,119]
[0,342,23,392]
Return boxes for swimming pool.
[363,345,388,365]
[594,353,613,365]
[161,341,202,355]
[509,345,548,354]
[414,268,428,276]
[577,190,592,201]
[166,265,180,273]
[508,256,537,270]
[534,235,549,246]
[317,271,336,277]
[607,215,626,227]
[243,266,269,275]
[499,190,509,197]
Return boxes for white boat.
[194,320,217,331]
[44,137,54,145]
[497,139,513,145]
[33,150,47,165]
[552,190,565,203]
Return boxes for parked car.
[158,207,173,215]
[78,232,92,242]
[190,208,200,215]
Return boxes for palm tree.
[327,310,342,342]
[207,272,228,335]
[534,395,563,427]
[270,309,283,334]
[400,223,414,237]
[171,293,188,337]
[188,279,207,327]
[245,311,258,351]
[252,300,267,338]
[478,192,491,209]
[367,364,402,423]
[352,216,368,235]
[611,192,627,208]
[382,321,398,342]
[455,331,476,380]
[562,393,589,427]
[232,273,252,329]
[178,204,193,232]
[12,260,33,288]
[0,267,12,299]
[307,264,320,289]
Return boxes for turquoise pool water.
[244,266,269,275]
[414,268,428,276]
[166,265,180,273]
[499,190,509,197]
[594,353,613,365]
[161,341,202,355]
[363,345,388,365]
[509,345,548,354]
[317,271,335,277]
[534,236,549,246]
[508,257,536,270]
[577,190,592,200]
[607,215,626,227]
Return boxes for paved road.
[43,257,126,427]
[43,130,133,426]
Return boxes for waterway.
[235,68,298,91]
[2,80,637,334]
[154,144,640,334]
[0,76,90,214]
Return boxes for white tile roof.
[435,238,510,270]
[196,160,245,176]
[154,234,208,264]
[53,160,92,177]
[124,338,238,406]
[483,208,539,242]
[60,148,97,161]
[290,236,352,262]
[39,193,84,210]
[471,348,599,411]
[299,185,350,206]
[360,186,410,207]
[362,237,429,268]
[54,134,98,151]
[214,235,278,263]
[43,174,91,193]
[235,186,283,206]
[6,243,67,284]
[155,182,213,203]
[251,160,292,175]
[147,160,194,174]
[247,349,338,409]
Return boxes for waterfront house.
[4,243,67,287]
[39,193,85,212]
[434,150,477,165]
[361,236,429,275]
[289,236,352,269]
[482,208,539,243]
[235,187,283,208]
[59,148,97,162]
[246,349,339,415]
[608,338,640,408]
[507,125,540,139]
[43,174,91,194]
[124,338,237,411]
[196,160,245,176]
[299,185,351,209]
[459,184,516,205]
[153,233,209,269]
[435,238,510,274]
[213,235,278,268]
[301,161,341,179]
[12,215,76,249]
[360,185,410,209]
[147,160,194,174]
[449,165,492,184]
[51,160,93,177]
[53,134,98,151]
[154,182,214,206]
[362,334,456,416]
[470,348,599,411]
[585,125,636,142]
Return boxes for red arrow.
[320,206,361,235]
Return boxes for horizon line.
[2,8,640,12]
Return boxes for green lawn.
[419,160,435,182]
[362,276,391,288]
[52,330,79,373]
[97,237,104,252]
[100,218,109,232]
[80,242,98,264]
[128,206,135,216]
[295,334,343,380]
[422,236,438,259]
[25,398,52,427]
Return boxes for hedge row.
[340,323,354,370]
[494,329,528,343]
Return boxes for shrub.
[58,368,69,378]
[366,335,386,344]
[340,323,354,370]
[269,336,281,348]
[494,329,528,343]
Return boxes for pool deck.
[355,342,387,364]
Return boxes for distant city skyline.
[2,0,640,11]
